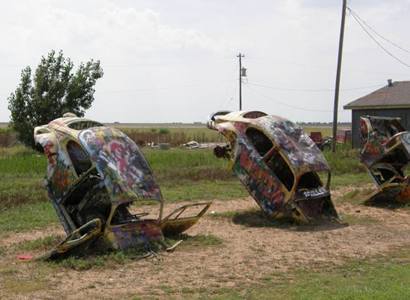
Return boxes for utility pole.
[237,53,245,110]
[332,0,347,152]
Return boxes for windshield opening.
[297,172,323,191]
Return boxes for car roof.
[214,110,284,123]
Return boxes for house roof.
[344,81,410,110]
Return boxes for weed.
[340,213,380,225]
[58,255,107,271]
[179,234,224,248]
[16,235,62,251]
[339,188,375,205]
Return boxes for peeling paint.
[34,113,211,259]
[208,110,340,223]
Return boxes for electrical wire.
[348,7,410,68]
[246,85,337,113]
[95,80,234,94]
[348,7,410,55]
[246,81,383,93]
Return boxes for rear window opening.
[68,121,104,130]
[246,127,273,157]
[243,111,267,119]
[67,141,92,176]
[246,127,295,191]
[265,150,294,191]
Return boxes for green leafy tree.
[8,50,103,148]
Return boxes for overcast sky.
[1,0,410,123]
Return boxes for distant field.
[108,122,206,128]
[0,123,351,147]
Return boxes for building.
[344,80,410,148]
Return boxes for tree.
[8,50,103,148]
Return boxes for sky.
[1,0,410,123]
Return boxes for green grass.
[15,235,62,251]
[121,126,225,145]
[209,208,294,228]
[162,180,247,202]
[323,145,366,175]
[0,177,47,210]
[331,173,371,188]
[0,180,247,234]
[50,234,223,271]
[0,144,369,234]
[0,202,57,233]
[339,213,380,225]
[338,188,376,205]
[0,146,45,175]
[181,249,410,299]
[174,234,224,249]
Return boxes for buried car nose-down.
[34,113,211,259]
[207,110,340,224]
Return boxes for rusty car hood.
[78,127,162,203]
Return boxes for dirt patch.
[2,190,410,299]
[0,227,64,248]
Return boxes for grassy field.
[209,249,410,300]
[6,133,403,299]
[0,143,369,233]
[0,125,346,147]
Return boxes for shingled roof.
[344,80,410,110]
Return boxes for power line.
[246,85,337,113]
[348,7,410,68]
[348,7,410,55]
[246,81,382,93]
[95,80,234,94]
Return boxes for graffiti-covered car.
[207,110,340,223]
[34,113,211,259]
[360,115,410,203]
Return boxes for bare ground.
[2,185,410,299]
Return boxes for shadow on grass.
[230,209,347,232]
[364,197,410,210]
[41,233,222,270]
[339,188,410,210]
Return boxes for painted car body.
[207,110,339,223]
[360,115,410,203]
[34,113,211,259]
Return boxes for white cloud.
[1,0,410,123]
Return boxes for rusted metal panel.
[208,110,340,223]
[360,115,410,203]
